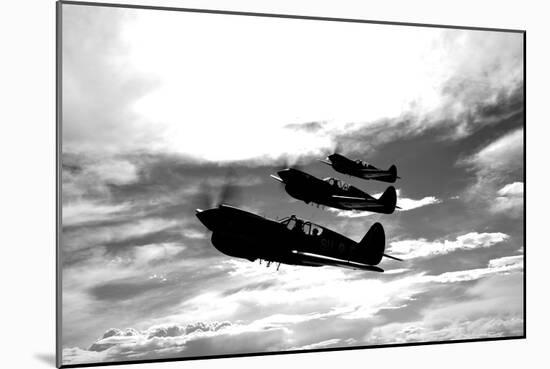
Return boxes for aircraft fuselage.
[195,205,385,271]
[276,168,395,214]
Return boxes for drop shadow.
[34,353,56,366]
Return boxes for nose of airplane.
[195,208,220,231]
[277,168,294,182]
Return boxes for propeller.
[194,169,242,209]
[275,155,304,172]
[319,140,343,160]
[333,140,343,155]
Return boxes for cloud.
[364,256,524,344]
[88,277,172,302]
[284,121,327,133]
[326,190,441,218]
[62,6,523,162]
[388,232,509,260]
[63,201,133,227]
[397,195,442,211]
[365,315,523,345]
[63,320,287,365]
[62,5,160,155]
[63,217,180,253]
[60,7,524,362]
[289,338,342,351]
[488,255,523,269]
[63,251,523,365]
[459,128,524,208]
[325,208,376,218]
[491,182,524,217]
[462,129,524,176]
[62,156,139,202]
[429,254,523,283]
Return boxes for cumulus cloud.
[388,232,509,259]
[63,320,288,365]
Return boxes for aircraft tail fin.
[378,186,397,214]
[389,164,399,179]
[357,222,386,265]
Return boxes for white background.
[0,0,546,368]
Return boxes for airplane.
[195,204,402,272]
[320,153,400,183]
[271,168,399,214]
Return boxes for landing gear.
[258,259,281,271]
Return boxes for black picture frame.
[56,1,526,368]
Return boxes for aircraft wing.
[270,174,284,183]
[291,250,384,272]
[359,171,391,178]
[331,195,384,209]
[331,195,370,201]
[357,168,383,172]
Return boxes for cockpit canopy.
[322,177,350,190]
[279,215,324,236]
[355,159,371,168]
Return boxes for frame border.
[59,0,526,33]
[56,1,527,368]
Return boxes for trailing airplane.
[320,153,400,183]
[271,168,399,214]
[196,204,402,272]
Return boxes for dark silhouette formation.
[196,153,402,272]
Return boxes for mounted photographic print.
[57,1,525,367]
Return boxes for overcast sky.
[60,4,524,365]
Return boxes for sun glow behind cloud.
[63,5,522,162]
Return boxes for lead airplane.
[196,204,402,272]
[271,168,399,214]
[320,153,400,183]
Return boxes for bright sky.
[62,5,522,161]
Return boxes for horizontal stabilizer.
[361,172,392,178]
[383,253,403,262]
[292,250,384,272]
[318,159,332,165]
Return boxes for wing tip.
[270,174,284,182]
